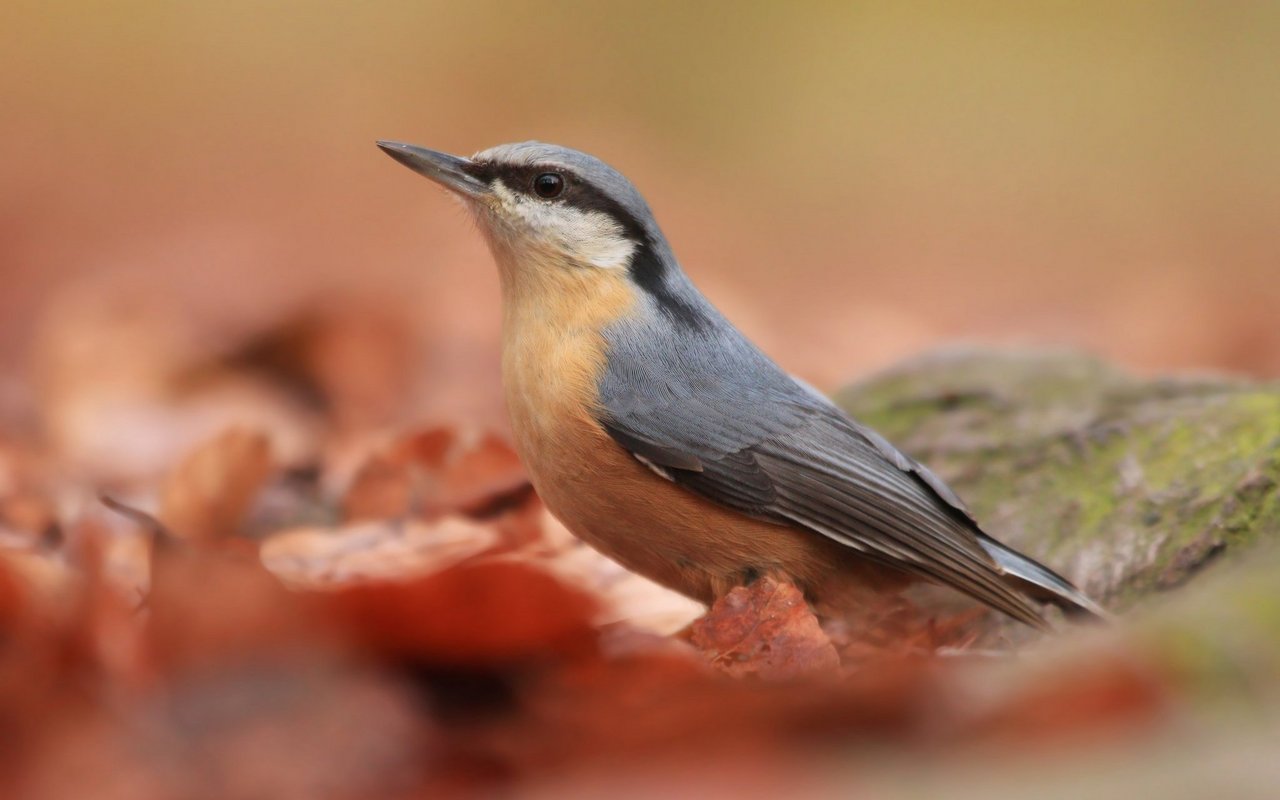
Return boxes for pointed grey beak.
[376,140,491,197]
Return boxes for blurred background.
[3,1,1278,478]
[3,8,1279,795]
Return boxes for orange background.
[4,2,1278,435]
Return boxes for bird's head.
[378,140,663,270]
[378,140,708,327]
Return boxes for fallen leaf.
[431,431,528,516]
[159,428,275,541]
[342,428,453,522]
[827,600,988,665]
[342,451,414,522]
[343,427,530,523]
[325,560,598,665]
[260,516,502,588]
[691,577,840,680]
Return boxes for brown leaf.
[260,516,502,588]
[324,560,598,665]
[341,452,414,521]
[691,577,840,680]
[431,431,528,516]
[159,428,275,541]
[828,600,987,665]
[342,428,456,521]
[342,427,533,536]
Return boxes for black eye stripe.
[467,163,575,196]
[465,161,647,240]
[464,162,552,194]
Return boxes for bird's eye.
[532,172,564,199]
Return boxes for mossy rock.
[835,348,1280,611]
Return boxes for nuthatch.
[377,139,1105,629]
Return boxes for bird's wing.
[595,337,1046,627]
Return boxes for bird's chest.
[501,322,712,595]
[497,268,637,505]
[501,322,610,483]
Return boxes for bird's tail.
[977,534,1111,621]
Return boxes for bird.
[376,139,1106,630]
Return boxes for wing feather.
[596,334,1048,627]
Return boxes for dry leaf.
[341,452,414,521]
[343,427,530,523]
[261,516,501,588]
[828,600,988,665]
[342,428,453,522]
[431,431,528,516]
[325,560,598,664]
[159,428,275,541]
[691,577,840,680]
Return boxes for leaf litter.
[0,308,1232,798]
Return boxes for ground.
[2,347,1277,798]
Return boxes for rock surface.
[835,348,1280,613]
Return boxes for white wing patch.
[633,453,674,481]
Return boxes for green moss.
[836,349,1280,611]
[846,395,943,440]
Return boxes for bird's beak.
[376,140,491,198]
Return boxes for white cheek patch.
[489,182,637,270]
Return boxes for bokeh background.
[3,6,1280,796]
[3,2,1279,473]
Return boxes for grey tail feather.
[977,534,1112,621]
